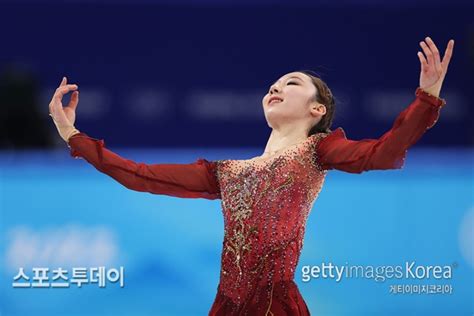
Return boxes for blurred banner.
[0,2,472,148]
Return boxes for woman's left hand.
[418,37,454,98]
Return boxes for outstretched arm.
[67,133,221,199]
[48,77,220,199]
[316,88,445,173]
[315,37,454,174]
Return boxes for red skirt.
[208,280,311,316]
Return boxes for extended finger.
[419,40,434,67]
[425,37,442,73]
[417,51,428,71]
[53,84,78,99]
[441,39,454,72]
[60,76,67,87]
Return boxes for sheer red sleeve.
[314,87,447,174]
[67,133,221,199]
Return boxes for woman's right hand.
[48,77,81,142]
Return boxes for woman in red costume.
[48,37,454,315]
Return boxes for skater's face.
[262,71,326,130]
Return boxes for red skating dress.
[67,88,445,315]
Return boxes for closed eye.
[267,81,298,93]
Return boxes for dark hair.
[296,69,336,136]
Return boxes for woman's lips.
[268,97,283,105]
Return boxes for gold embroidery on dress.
[274,174,294,193]
[221,161,266,280]
[225,221,258,277]
[265,281,275,316]
[214,133,329,308]
[220,144,305,282]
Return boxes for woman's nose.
[270,84,280,94]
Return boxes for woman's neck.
[261,128,308,158]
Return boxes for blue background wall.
[0,149,472,315]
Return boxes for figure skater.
[48,37,454,315]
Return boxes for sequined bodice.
[214,133,328,306]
